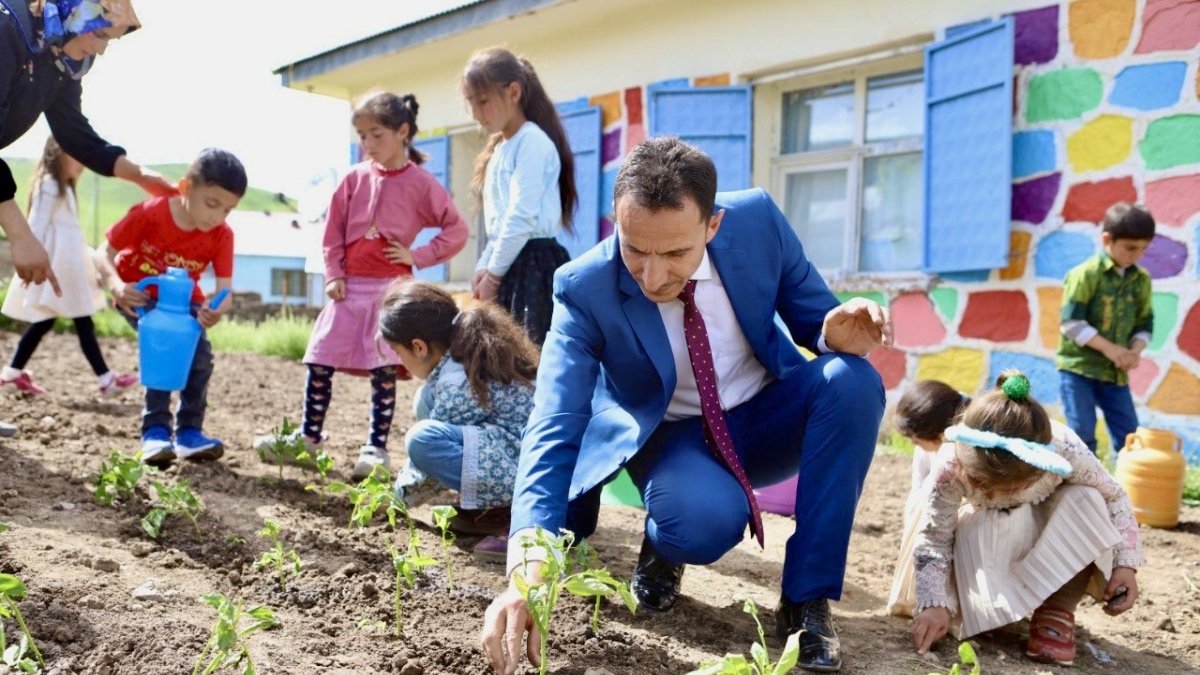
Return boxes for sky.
[5,0,469,198]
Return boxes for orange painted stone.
[1037,286,1064,349]
[959,291,1031,342]
[1147,364,1200,415]
[1129,357,1160,398]
[1070,0,1136,58]
[589,91,623,128]
[695,73,732,87]
[1062,177,1137,224]
[1145,174,1200,227]
[1000,231,1033,280]
[892,292,946,348]
[868,347,907,391]
[1178,300,1200,363]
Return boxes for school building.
[277,0,1200,462]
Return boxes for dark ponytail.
[352,91,426,165]
[463,47,577,232]
[379,280,539,408]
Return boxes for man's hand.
[821,298,893,355]
[911,606,950,655]
[111,281,148,314]
[10,232,60,296]
[325,278,346,301]
[480,563,542,674]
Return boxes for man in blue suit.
[481,137,890,674]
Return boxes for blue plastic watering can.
[135,267,230,391]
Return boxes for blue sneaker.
[175,427,225,461]
[141,426,175,467]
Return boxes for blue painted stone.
[1110,62,1187,111]
[1013,131,1057,179]
[651,77,689,89]
[1034,231,1095,279]
[601,166,619,218]
[989,351,1059,404]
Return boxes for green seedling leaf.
[193,594,280,675]
[94,449,151,506]
[0,574,28,601]
[253,520,302,591]
[431,504,458,591]
[0,522,9,534]
[0,576,44,669]
[770,631,801,675]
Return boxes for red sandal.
[1026,605,1076,666]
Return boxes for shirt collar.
[691,248,714,282]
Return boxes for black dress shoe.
[630,537,684,612]
[775,596,841,672]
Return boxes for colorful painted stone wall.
[882,0,1200,462]
[562,1,1199,462]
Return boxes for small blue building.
[219,210,324,307]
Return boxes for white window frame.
[765,54,926,283]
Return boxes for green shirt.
[1056,252,1153,386]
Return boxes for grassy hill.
[3,158,297,246]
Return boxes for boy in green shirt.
[1056,203,1155,454]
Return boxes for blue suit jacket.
[511,188,840,534]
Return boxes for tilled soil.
[0,333,1197,674]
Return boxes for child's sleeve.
[1060,428,1145,568]
[1059,266,1100,346]
[1131,275,1153,347]
[212,228,234,279]
[428,377,488,427]
[912,461,965,614]
[322,175,354,281]
[410,180,469,270]
[106,201,149,253]
[484,137,557,276]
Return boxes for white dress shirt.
[658,250,774,421]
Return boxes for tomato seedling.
[252,519,302,591]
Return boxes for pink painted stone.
[1178,300,1200,363]
[1062,177,1137,224]
[1135,0,1200,53]
[892,293,947,348]
[959,291,1031,342]
[1145,173,1200,226]
[1129,357,1160,398]
[625,123,646,153]
[867,347,907,391]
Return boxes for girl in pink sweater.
[259,92,468,481]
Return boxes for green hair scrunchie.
[1002,374,1032,401]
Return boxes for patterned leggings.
[302,364,397,449]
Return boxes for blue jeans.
[124,303,213,433]
[399,384,464,491]
[564,353,884,604]
[1059,369,1139,454]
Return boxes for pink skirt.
[304,276,406,376]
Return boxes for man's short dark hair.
[1102,202,1155,241]
[613,137,717,218]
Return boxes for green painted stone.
[1150,291,1177,351]
[930,287,959,322]
[835,291,887,306]
[1140,115,1200,170]
[1026,68,1103,123]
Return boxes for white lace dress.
[1,177,104,322]
[887,420,1143,638]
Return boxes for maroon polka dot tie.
[678,279,764,547]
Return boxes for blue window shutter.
[923,18,1014,273]
[556,104,602,259]
[411,136,451,282]
[648,85,752,192]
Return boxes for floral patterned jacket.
[913,420,1144,612]
[425,355,534,509]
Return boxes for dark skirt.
[497,238,571,346]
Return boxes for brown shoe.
[448,506,510,536]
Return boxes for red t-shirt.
[107,196,234,303]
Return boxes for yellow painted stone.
[1070,0,1136,59]
[1067,115,1133,172]
[916,347,984,395]
[1037,286,1064,350]
[695,73,732,87]
[589,91,623,128]
[1147,364,1200,415]
[1000,231,1032,280]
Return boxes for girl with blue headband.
[889,370,1142,667]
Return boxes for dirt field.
[0,332,1197,674]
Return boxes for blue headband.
[944,423,1072,477]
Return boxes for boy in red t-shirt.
[98,148,246,467]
